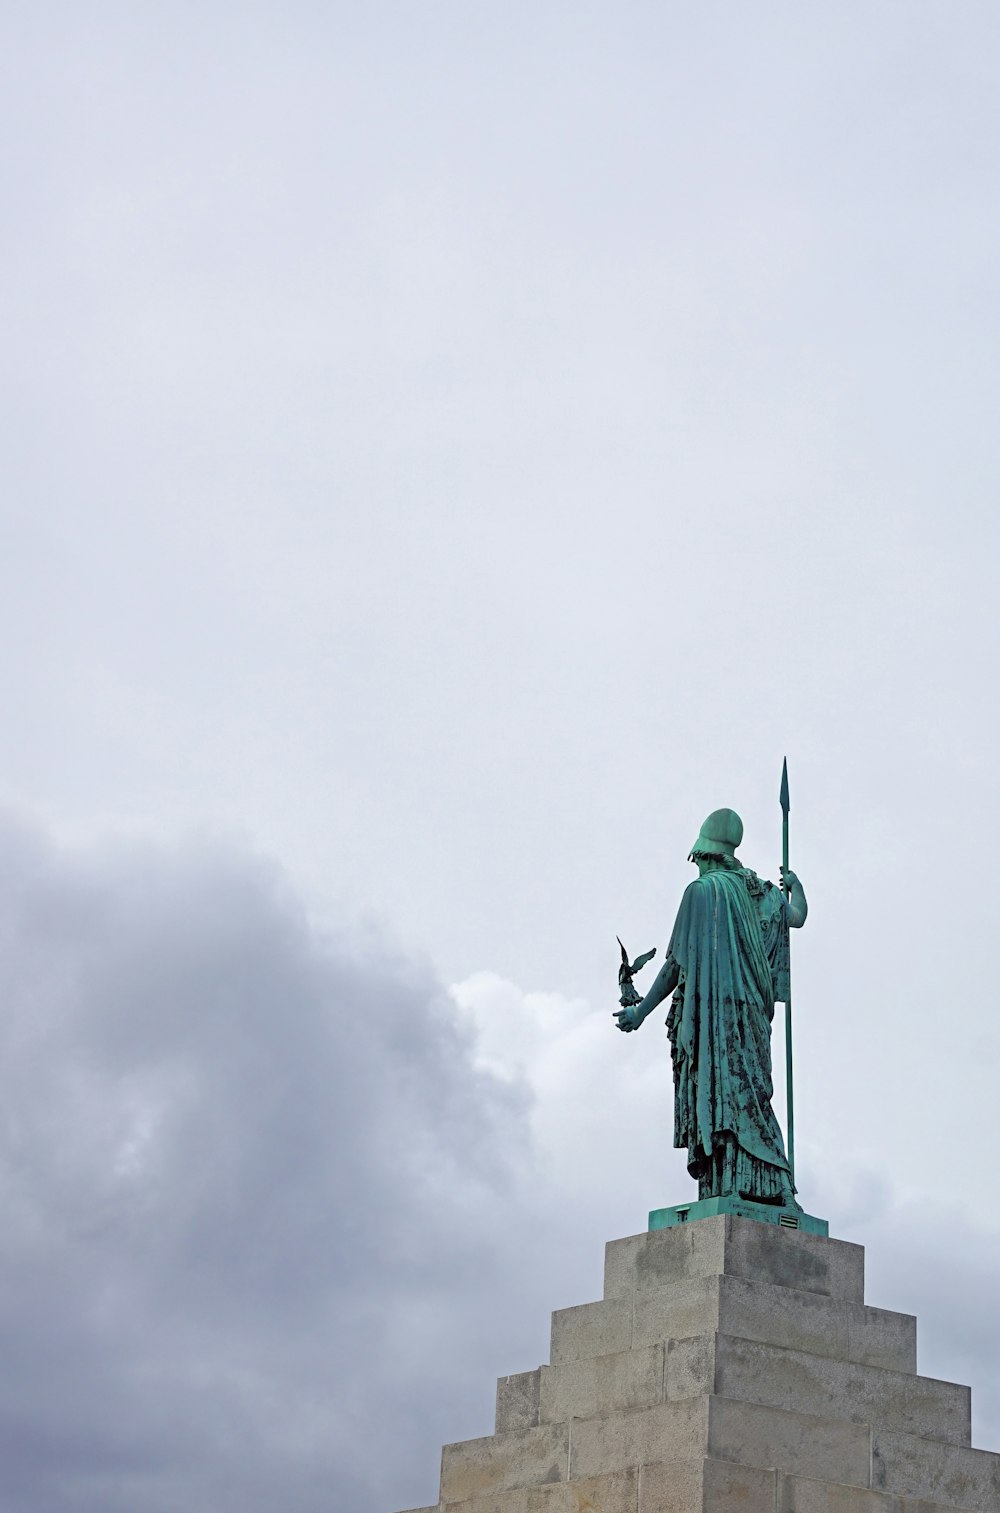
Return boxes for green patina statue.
[614,806,808,1213]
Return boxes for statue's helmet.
[690,807,743,860]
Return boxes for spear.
[780,756,795,1186]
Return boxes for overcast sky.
[3,5,1000,1510]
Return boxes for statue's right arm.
[781,868,808,928]
[632,955,680,1027]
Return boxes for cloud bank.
[0,817,547,1512]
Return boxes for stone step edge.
[444,1392,998,1504]
[498,1326,960,1437]
[556,1385,968,1452]
[397,1461,988,1513]
[548,1274,918,1381]
[484,1386,986,1474]
[555,1271,918,1337]
[783,1469,975,1513]
[448,1393,871,1487]
[399,1462,987,1513]
[602,1260,891,1315]
[551,1323,931,1387]
[603,1219,865,1306]
[672,1326,965,1413]
[872,1422,1000,1505]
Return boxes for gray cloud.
[0,815,555,1512]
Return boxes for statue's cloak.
[665,868,792,1186]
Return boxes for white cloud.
[452,969,686,1218]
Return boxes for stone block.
[717,1276,848,1363]
[569,1397,709,1481]
[537,1345,664,1423]
[664,1334,970,1446]
[639,1455,778,1512]
[629,1273,916,1374]
[549,1296,633,1365]
[781,1474,972,1511]
[846,1303,917,1374]
[872,1426,1000,1511]
[663,1335,716,1401]
[566,1393,870,1489]
[603,1231,651,1300]
[725,1220,864,1301]
[440,1423,569,1504]
[604,1222,725,1299]
[632,1277,721,1352]
[496,1370,541,1434]
[440,1467,638,1511]
[707,1396,872,1488]
[715,1277,916,1373]
[605,1218,864,1304]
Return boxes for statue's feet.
[737,1187,803,1213]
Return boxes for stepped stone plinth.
[395,1216,1000,1512]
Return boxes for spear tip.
[779,756,790,814]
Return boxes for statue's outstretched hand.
[613,1005,638,1033]
[780,866,800,889]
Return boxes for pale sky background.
[2,5,1000,1511]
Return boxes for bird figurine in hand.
[617,937,657,1008]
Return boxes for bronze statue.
[614,806,807,1210]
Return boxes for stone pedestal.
[394,1216,1000,1512]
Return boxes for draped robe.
[664,865,795,1204]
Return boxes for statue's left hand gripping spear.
[617,937,657,1008]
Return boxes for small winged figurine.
[617,937,657,1008]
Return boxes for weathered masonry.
[395,1216,999,1513]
